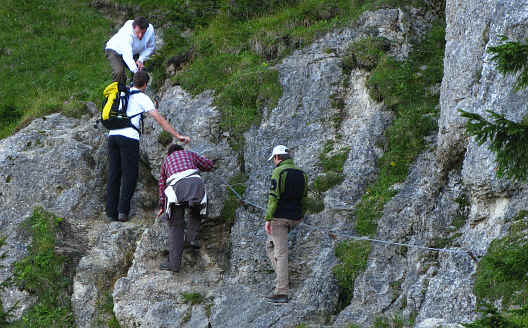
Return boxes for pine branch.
[459,109,528,181]
[487,36,528,90]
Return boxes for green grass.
[304,195,325,214]
[473,219,528,308]
[452,194,469,230]
[307,141,350,210]
[463,211,528,328]
[332,240,371,311]
[0,0,444,144]
[94,292,121,328]
[0,0,111,139]
[354,21,445,236]
[319,141,350,174]
[9,208,74,327]
[0,0,443,148]
[158,130,173,147]
[311,172,346,193]
[343,37,391,72]
[152,0,441,153]
[463,304,528,328]
[181,292,205,305]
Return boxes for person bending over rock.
[106,71,189,223]
[264,145,308,304]
[105,16,155,87]
[158,144,214,272]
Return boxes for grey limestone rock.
[112,215,227,327]
[0,111,158,321]
[416,318,464,328]
[109,6,437,328]
[72,222,144,328]
[336,0,528,327]
[7,1,528,327]
[140,87,238,218]
[0,114,107,320]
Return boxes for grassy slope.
[0,0,111,138]
[0,0,432,140]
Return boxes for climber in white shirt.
[105,17,156,87]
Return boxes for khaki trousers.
[265,218,299,295]
[105,49,127,87]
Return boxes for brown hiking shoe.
[264,294,288,304]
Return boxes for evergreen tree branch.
[460,109,528,182]
[487,36,528,90]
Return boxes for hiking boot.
[264,294,288,304]
[159,262,179,273]
[118,213,129,222]
[184,239,200,249]
[189,240,200,249]
[106,215,118,222]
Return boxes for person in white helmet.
[264,145,308,304]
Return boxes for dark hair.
[133,70,150,87]
[276,154,290,161]
[168,143,184,155]
[132,17,149,30]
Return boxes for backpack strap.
[126,89,144,135]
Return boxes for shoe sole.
[264,299,288,304]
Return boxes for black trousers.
[106,135,139,219]
[167,204,202,270]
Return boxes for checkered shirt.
[159,150,214,208]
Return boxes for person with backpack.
[264,145,308,304]
[105,71,190,222]
[158,144,214,272]
[105,16,155,87]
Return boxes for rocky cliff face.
[2,1,528,327]
[336,0,528,327]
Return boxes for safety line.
[221,181,477,260]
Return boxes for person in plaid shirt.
[158,144,214,272]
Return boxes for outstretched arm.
[122,34,138,73]
[192,152,214,172]
[139,27,155,63]
[147,109,190,144]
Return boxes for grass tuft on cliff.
[9,208,74,327]
[333,240,371,312]
[353,21,445,236]
[462,212,528,327]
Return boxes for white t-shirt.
[108,88,154,141]
[105,20,156,73]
